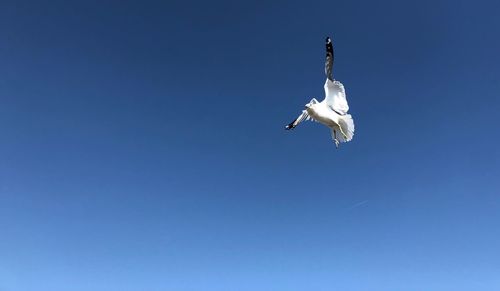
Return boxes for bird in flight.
[285,37,355,148]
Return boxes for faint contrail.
[347,200,368,210]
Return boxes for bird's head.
[305,99,315,109]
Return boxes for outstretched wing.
[285,109,310,130]
[324,79,349,115]
[325,37,334,81]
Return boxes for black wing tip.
[326,36,331,43]
[285,120,296,130]
[325,37,333,53]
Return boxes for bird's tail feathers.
[331,114,355,143]
[340,114,355,142]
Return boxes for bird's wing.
[325,37,334,80]
[285,109,310,130]
[324,79,349,115]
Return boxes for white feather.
[324,79,349,115]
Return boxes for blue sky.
[1,1,499,290]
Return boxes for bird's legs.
[333,130,339,148]
[333,126,348,148]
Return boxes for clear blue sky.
[1,1,499,290]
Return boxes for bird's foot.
[334,139,339,148]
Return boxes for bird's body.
[308,104,338,127]
[285,37,354,148]
[307,97,341,128]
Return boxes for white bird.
[285,37,355,148]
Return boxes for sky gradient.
[1,1,500,290]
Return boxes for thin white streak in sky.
[347,200,369,210]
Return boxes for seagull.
[285,37,355,148]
